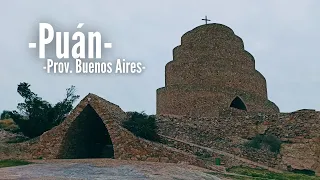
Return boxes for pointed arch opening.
[59,104,114,159]
[230,96,247,111]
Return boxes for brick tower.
[156,23,279,117]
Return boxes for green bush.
[0,119,19,132]
[246,135,263,149]
[263,134,282,153]
[245,134,282,153]
[122,112,160,142]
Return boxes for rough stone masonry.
[156,23,320,175]
[156,23,279,117]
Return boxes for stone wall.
[0,94,225,172]
[156,110,320,175]
[160,134,282,173]
[156,23,279,117]
[1,93,318,174]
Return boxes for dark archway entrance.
[230,96,247,111]
[59,105,114,159]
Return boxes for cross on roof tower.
[202,16,211,25]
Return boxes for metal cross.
[202,16,211,24]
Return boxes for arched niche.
[230,96,247,111]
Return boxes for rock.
[281,141,320,175]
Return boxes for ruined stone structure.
[154,23,319,175]
[0,94,226,172]
[1,93,318,175]
[156,110,320,175]
[157,23,279,117]
[26,93,208,165]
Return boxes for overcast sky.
[1,0,319,114]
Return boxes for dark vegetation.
[5,136,30,144]
[245,134,282,153]
[0,82,79,138]
[194,151,212,159]
[122,112,160,142]
[0,111,11,120]
[288,165,316,176]
[0,159,31,168]
[291,169,316,176]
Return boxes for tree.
[0,110,11,120]
[122,112,160,142]
[10,82,80,138]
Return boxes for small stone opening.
[230,96,247,111]
[59,105,114,159]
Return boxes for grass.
[0,159,31,168]
[207,166,320,180]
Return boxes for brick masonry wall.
[156,110,320,175]
[156,23,279,117]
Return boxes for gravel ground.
[0,159,221,180]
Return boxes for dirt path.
[0,159,221,180]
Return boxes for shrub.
[263,134,282,153]
[0,119,19,132]
[245,134,282,153]
[122,112,160,142]
[246,135,263,149]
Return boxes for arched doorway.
[59,105,114,159]
[230,96,247,111]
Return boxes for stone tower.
[156,23,279,117]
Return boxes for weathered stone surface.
[156,23,279,118]
[157,110,320,174]
[160,134,282,173]
[281,139,320,176]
